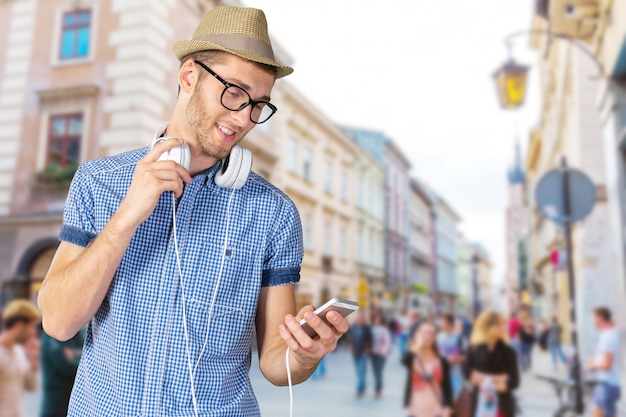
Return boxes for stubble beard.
[186,87,239,161]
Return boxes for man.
[0,299,41,417]
[38,6,349,416]
[349,312,372,398]
[40,328,85,417]
[546,317,567,372]
[517,316,535,372]
[587,307,621,417]
[437,313,465,398]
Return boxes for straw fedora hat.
[173,6,293,79]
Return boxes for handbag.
[452,383,474,417]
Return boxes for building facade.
[432,194,460,313]
[353,146,385,314]
[504,143,528,315]
[384,140,412,310]
[273,84,360,309]
[534,0,626,404]
[527,13,618,355]
[407,179,436,314]
[0,0,225,305]
[342,127,412,311]
[0,0,365,314]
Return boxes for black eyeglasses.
[194,61,277,124]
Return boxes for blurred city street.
[1,0,626,415]
[23,346,575,417]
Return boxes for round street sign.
[535,167,596,224]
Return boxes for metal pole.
[561,156,584,414]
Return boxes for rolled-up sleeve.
[59,164,97,247]
[261,199,303,287]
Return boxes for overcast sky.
[246,0,542,285]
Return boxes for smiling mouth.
[218,124,235,136]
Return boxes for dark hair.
[593,307,612,323]
[442,313,455,326]
[3,316,35,330]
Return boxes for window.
[60,10,91,60]
[357,226,364,261]
[340,170,349,201]
[288,137,298,172]
[339,226,347,260]
[324,160,333,194]
[303,212,313,251]
[302,147,312,181]
[48,114,82,168]
[323,219,332,255]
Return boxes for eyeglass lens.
[221,85,273,124]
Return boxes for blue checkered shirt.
[59,144,303,416]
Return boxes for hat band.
[196,33,275,61]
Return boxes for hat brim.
[173,40,293,79]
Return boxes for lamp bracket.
[504,29,605,78]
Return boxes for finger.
[295,305,315,322]
[145,137,185,162]
[150,178,185,198]
[325,311,350,335]
[301,312,335,344]
[284,314,316,351]
[278,323,304,354]
[150,161,192,183]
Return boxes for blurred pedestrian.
[546,317,567,371]
[402,321,453,417]
[0,299,41,417]
[388,315,398,345]
[507,312,521,357]
[408,310,424,340]
[370,313,391,398]
[587,307,621,417]
[349,312,372,398]
[437,314,465,398]
[461,316,473,341]
[40,328,85,417]
[518,317,535,372]
[463,310,520,417]
[397,310,411,355]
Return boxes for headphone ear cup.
[214,145,252,189]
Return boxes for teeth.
[218,125,234,135]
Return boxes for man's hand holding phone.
[278,298,357,368]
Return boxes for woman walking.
[370,314,392,398]
[463,310,520,417]
[402,322,453,417]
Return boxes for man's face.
[14,321,37,344]
[186,53,275,161]
[440,318,451,332]
[593,313,603,329]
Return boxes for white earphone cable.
[172,193,200,417]
[286,347,293,417]
[194,187,235,376]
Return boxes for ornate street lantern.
[492,59,530,109]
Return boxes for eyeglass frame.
[194,60,277,124]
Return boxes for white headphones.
[151,136,252,189]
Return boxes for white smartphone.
[298,298,359,338]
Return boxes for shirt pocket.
[185,297,247,358]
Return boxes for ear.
[178,59,197,94]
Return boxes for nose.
[230,104,253,128]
